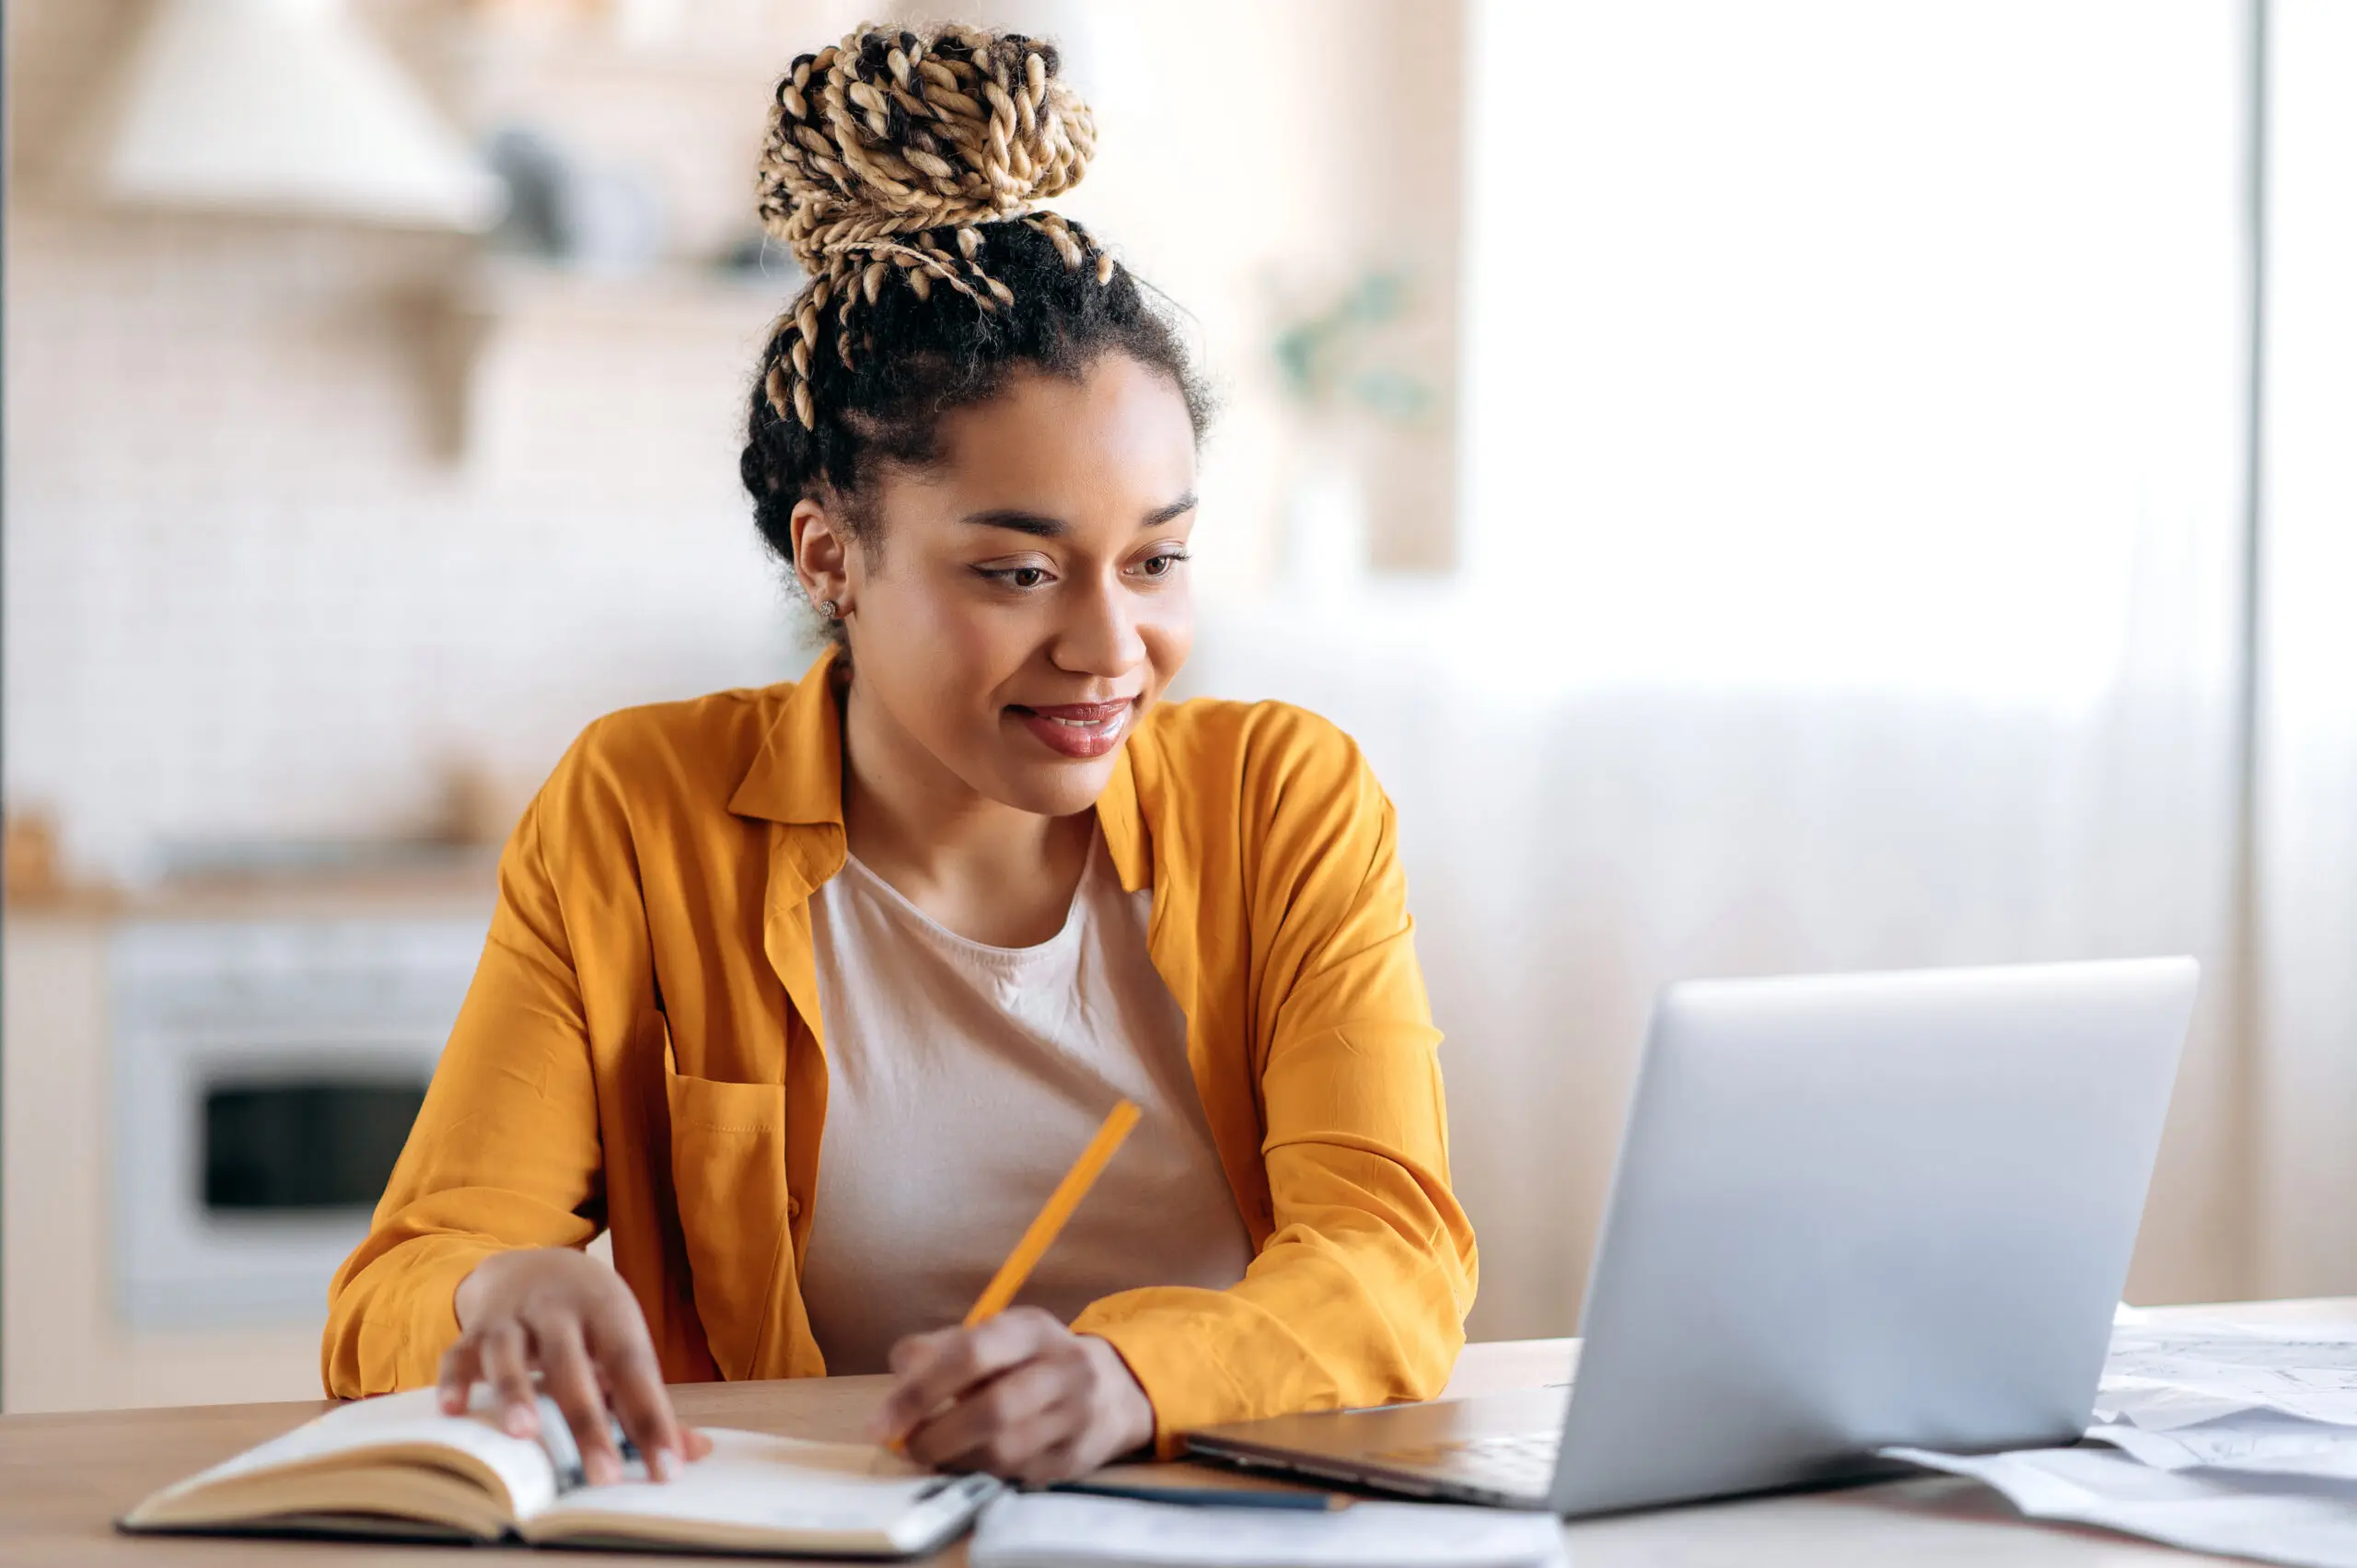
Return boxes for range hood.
[75,0,505,232]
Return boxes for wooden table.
[5,1301,2351,1566]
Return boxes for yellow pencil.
[963,1098,1143,1327]
[886,1098,1142,1457]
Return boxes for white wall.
[1271,0,2261,1333]
[2251,0,2357,1300]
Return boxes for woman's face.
[795,353,1199,820]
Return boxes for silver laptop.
[1188,958,2198,1516]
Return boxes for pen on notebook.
[884,1098,1144,1456]
[1042,1480,1346,1511]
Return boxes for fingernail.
[588,1452,621,1487]
[647,1446,676,1483]
[503,1405,536,1438]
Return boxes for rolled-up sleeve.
[1074,724,1477,1452]
[321,793,606,1398]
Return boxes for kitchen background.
[6,0,2354,1413]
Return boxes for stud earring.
[819,599,840,619]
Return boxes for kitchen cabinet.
[4,870,497,1412]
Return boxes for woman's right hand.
[438,1247,714,1485]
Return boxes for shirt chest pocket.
[649,1009,793,1378]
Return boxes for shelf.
[414,251,803,456]
[457,252,801,326]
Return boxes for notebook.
[968,1493,1566,1568]
[119,1387,999,1559]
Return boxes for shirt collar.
[727,645,847,829]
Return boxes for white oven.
[110,916,487,1328]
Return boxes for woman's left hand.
[868,1307,1154,1481]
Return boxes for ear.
[789,497,856,616]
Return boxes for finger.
[532,1316,623,1487]
[1014,1435,1086,1487]
[593,1348,712,1467]
[887,1325,960,1378]
[478,1323,540,1440]
[870,1329,958,1441]
[436,1338,482,1417]
[905,1357,1068,1471]
[1064,1402,1147,1478]
[594,1325,688,1483]
[963,1400,1084,1480]
[876,1311,1054,1445]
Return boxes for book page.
[526,1428,981,1548]
[133,1386,558,1525]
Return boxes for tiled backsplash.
[6,203,807,878]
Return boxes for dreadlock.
[740,23,1212,636]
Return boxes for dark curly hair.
[738,23,1213,640]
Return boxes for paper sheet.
[1884,1445,2357,1568]
[2101,1319,2357,1430]
[1882,1316,2357,1565]
[967,1493,1567,1568]
[2089,1410,2357,1481]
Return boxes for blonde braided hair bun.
[738,22,1208,628]
[757,23,1112,431]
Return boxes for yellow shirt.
[323,650,1479,1452]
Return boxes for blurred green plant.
[1269,268,1435,425]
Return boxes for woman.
[325,22,1475,1489]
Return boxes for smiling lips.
[1007,699,1136,760]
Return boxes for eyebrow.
[959,493,1198,539]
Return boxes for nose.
[1051,571,1147,680]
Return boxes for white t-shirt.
[798,831,1256,1374]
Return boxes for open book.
[120,1387,999,1558]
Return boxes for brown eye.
[1011,566,1047,588]
[1139,552,1186,578]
